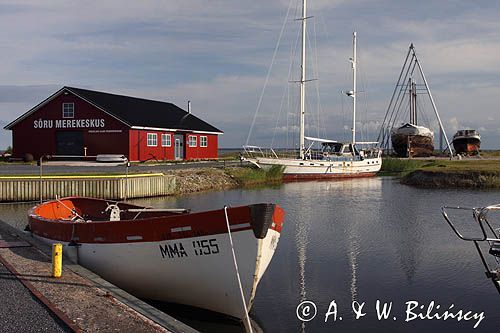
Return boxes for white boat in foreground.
[28,197,284,320]
[243,2,381,180]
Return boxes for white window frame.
[161,133,171,147]
[200,136,208,147]
[62,103,74,118]
[188,135,197,147]
[147,133,157,147]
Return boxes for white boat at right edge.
[243,1,381,180]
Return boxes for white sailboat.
[243,1,382,180]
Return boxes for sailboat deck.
[243,147,380,162]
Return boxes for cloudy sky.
[1,0,499,149]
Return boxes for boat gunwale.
[28,197,284,244]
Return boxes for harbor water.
[1,177,499,332]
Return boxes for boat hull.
[391,124,434,157]
[28,198,284,319]
[246,156,382,180]
[453,138,481,155]
[34,229,280,319]
[452,130,481,155]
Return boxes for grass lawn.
[225,165,284,186]
[381,158,500,174]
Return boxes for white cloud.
[447,117,460,134]
[1,1,500,149]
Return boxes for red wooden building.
[4,86,223,161]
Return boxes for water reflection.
[293,191,312,333]
[0,178,499,332]
[382,188,428,283]
[347,226,360,302]
[0,202,33,229]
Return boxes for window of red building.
[200,136,207,147]
[147,133,157,146]
[162,133,171,147]
[188,135,197,147]
[62,103,74,118]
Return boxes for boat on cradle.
[390,77,434,157]
[28,197,284,320]
[391,123,434,157]
[378,44,453,158]
[441,204,500,294]
[452,129,481,155]
[242,0,381,181]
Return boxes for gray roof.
[5,86,223,134]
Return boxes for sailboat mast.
[412,80,417,124]
[299,0,307,159]
[408,77,414,124]
[351,31,357,145]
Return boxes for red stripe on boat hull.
[28,197,284,244]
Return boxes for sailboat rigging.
[243,0,382,180]
[377,43,453,157]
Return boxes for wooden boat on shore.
[452,129,481,155]
[391,123,434,157]
[390,77,434,157]
[28,197,284,320]
[378,43,454,157]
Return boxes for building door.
[56,131,84,156]
[174,134,184,160]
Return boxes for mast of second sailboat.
[299,0,307,159]
[350,32,357,145]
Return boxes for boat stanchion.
[441,205,500,294]
[52,243,62,278]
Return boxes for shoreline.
[1,158,499,203]
[170,165,284,194]
[170,164,500,192]
[401,170,500,188]
[382,157,500,189]
[171,167,240,194]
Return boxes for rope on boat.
[224,206,253,333]
[55,197,85,221]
